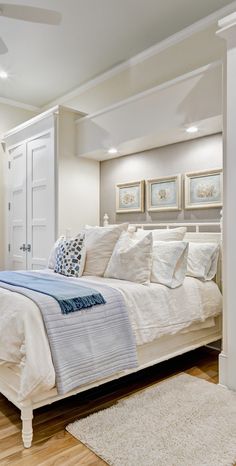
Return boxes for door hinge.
[8,244,10,253]
[8,161,11,169]
[8,202,11,211]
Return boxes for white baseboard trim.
[219,351,228,386]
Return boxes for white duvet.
[0,271,222,400]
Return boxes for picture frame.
[116,180,145,213]
[146,175,182,212]
[184,168,223,210]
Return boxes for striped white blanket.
[0,274,138,395]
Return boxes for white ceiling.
[0,0,235,108]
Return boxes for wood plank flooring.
[0,347,220,465]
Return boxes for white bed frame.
[0,222,222,448]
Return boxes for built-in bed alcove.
[75,56,224,352]
[0,29,231,449]
[74,51,225,385]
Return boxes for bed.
[0,222,222,448]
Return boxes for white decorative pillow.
[83,224,128,277]
[104,231,153,284]
[151,241,188,288]
[48,236,65,269]
[54,235,86,278]
[186,242,220,281]
[135,226,187,242]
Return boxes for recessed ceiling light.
[108,147,118,155]
[186,126,198,134]
[0,70,8,79]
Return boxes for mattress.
[0,271,222,400]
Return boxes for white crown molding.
[44,1,236,110]
[217,11,236,45]
[1,105,85,140]
[0,96,40,112]
[218,11,236,28]
[75,60,222,124]
[1,105,59,140]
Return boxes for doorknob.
[20,244,31,252]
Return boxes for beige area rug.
[66,374,236,466]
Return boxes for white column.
[217,13,236,389]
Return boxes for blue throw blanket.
[0,271,138,395]
[0,271,106,314]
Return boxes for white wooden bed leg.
[21,402,33,448]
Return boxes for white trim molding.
[219,352,228,388]
[44,1,236,110]
[217,10,236,390]
[1,105,59,140]
[218,11,236,29]
[1,105,85,141]
[0,96,40,112]
[216,11,236,44]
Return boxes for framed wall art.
[116,180,145,213]
[146,175,182,212]
[184,169,223,209]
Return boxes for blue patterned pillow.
[54,235,86,278]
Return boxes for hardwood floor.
[0,347,219,465]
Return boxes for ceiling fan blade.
[0,4,61,25]
[0,36,8,54]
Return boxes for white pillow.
[83,223,128,276]
[135,226,187,242]
[186,242,220,281]
[104,231,153,284]
[151,241,189,288]
[48,236,65,269]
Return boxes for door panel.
[9,144,27,270]
[27,131,55,269]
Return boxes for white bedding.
[0,271,222,400]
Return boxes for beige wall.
[57,109,100,235]
[100,134,222,225]
[0,102,36,269]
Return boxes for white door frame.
[217,12,236,390]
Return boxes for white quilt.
[0,271,222,400]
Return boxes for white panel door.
[9,144,27,270]
[26,131,55,270]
